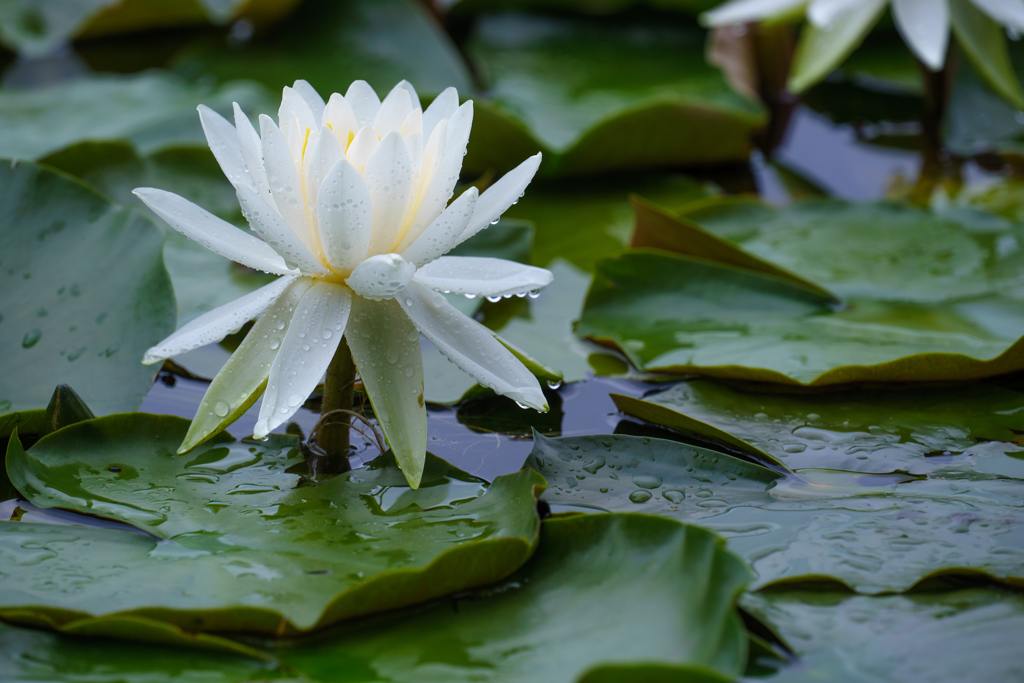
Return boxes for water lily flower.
[135,79,552,488]
[702,0,1024,107]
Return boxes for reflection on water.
[140,373,650,482]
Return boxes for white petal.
[970,0,1024,31]
[324,92,359,147]
[179,277,314,453]
[400,280,547,410]
[236,186,326,275]
[233,103,276,211]
[373,86,413,136]
[364,131,415,256]
[346,296,427,488]
[260,114,316,254]
[402,102,472,248]
[399,108,423,139]
[423,87,458,140]
[400,187,478,266]
[305,123,345,209]
[460,153,541,245]
[198,105,258,195]
[413,257,552,298]
[345,126,380,174]
[254,282,351,438]
[291,79,326,124]
[345,80,382,128]
[144,275,298,364]
[278,87,318,163]
[893,0,950,71]
[316,158,373,273]
[346,253,417,300]
[393,80,421,110]
[807,0,862,27]
[133,188,292,274]
[700,0,807,25]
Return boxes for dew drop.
[629,490,652,504]
[269,338,281,350]
[287,394,304,407]
[213,401,231,417]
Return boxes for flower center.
[345,253,416,301]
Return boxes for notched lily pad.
[463,12,766,177]
[2,414,545,637]
[0,161,175,421]
[578,250,1024,385]
[274,513,751,683]
[613,379,1024,478]
[525,434,1024,593]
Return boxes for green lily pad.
[462,12,766,177]
[0,161,175,421]
[578,250,1024,385]
[742,588,1024,682]
[275,513,750,683]
[0,621,295,683]
[650,197,1024,304]
[525,434,1024,592]
[0,72,273,161]
[3,413,545,636]
[506,175,718,272]
[42,141,276,326]
[613,379,1024,478]
[171,0,472,98]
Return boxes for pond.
[2,1,1024,681]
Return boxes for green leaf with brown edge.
[506,174,717,272]
[0,161,175,420]
[613,378,1024,478]
[525,434,1024,593]
[578,250,1024,385]
[667,197,1024,304]
[949,0,1024,112]
[0,621,297,683]
[3,414,545,637]
[463,12,766,178]
[273,513,750,683]
[629,196,839,301]
[788,0,887,94]
[170,0,472,99]
[742,588,1024,682]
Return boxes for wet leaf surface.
[613,379,1024,477]
[272,513,749,683]
[0,621,298,682]
[743,588,1024,682]
[463,12,766,177]
[578,250,1024,385]
[42,140,275,326]
[525,434,1024,593]
[0,161,175,420]
[3,414,544,636]
[0,72,272,160]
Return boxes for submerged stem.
[313,337,356,473]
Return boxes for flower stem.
[314,337,356,473]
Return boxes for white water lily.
[135,79,551,488]
[702,0,1024,106]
